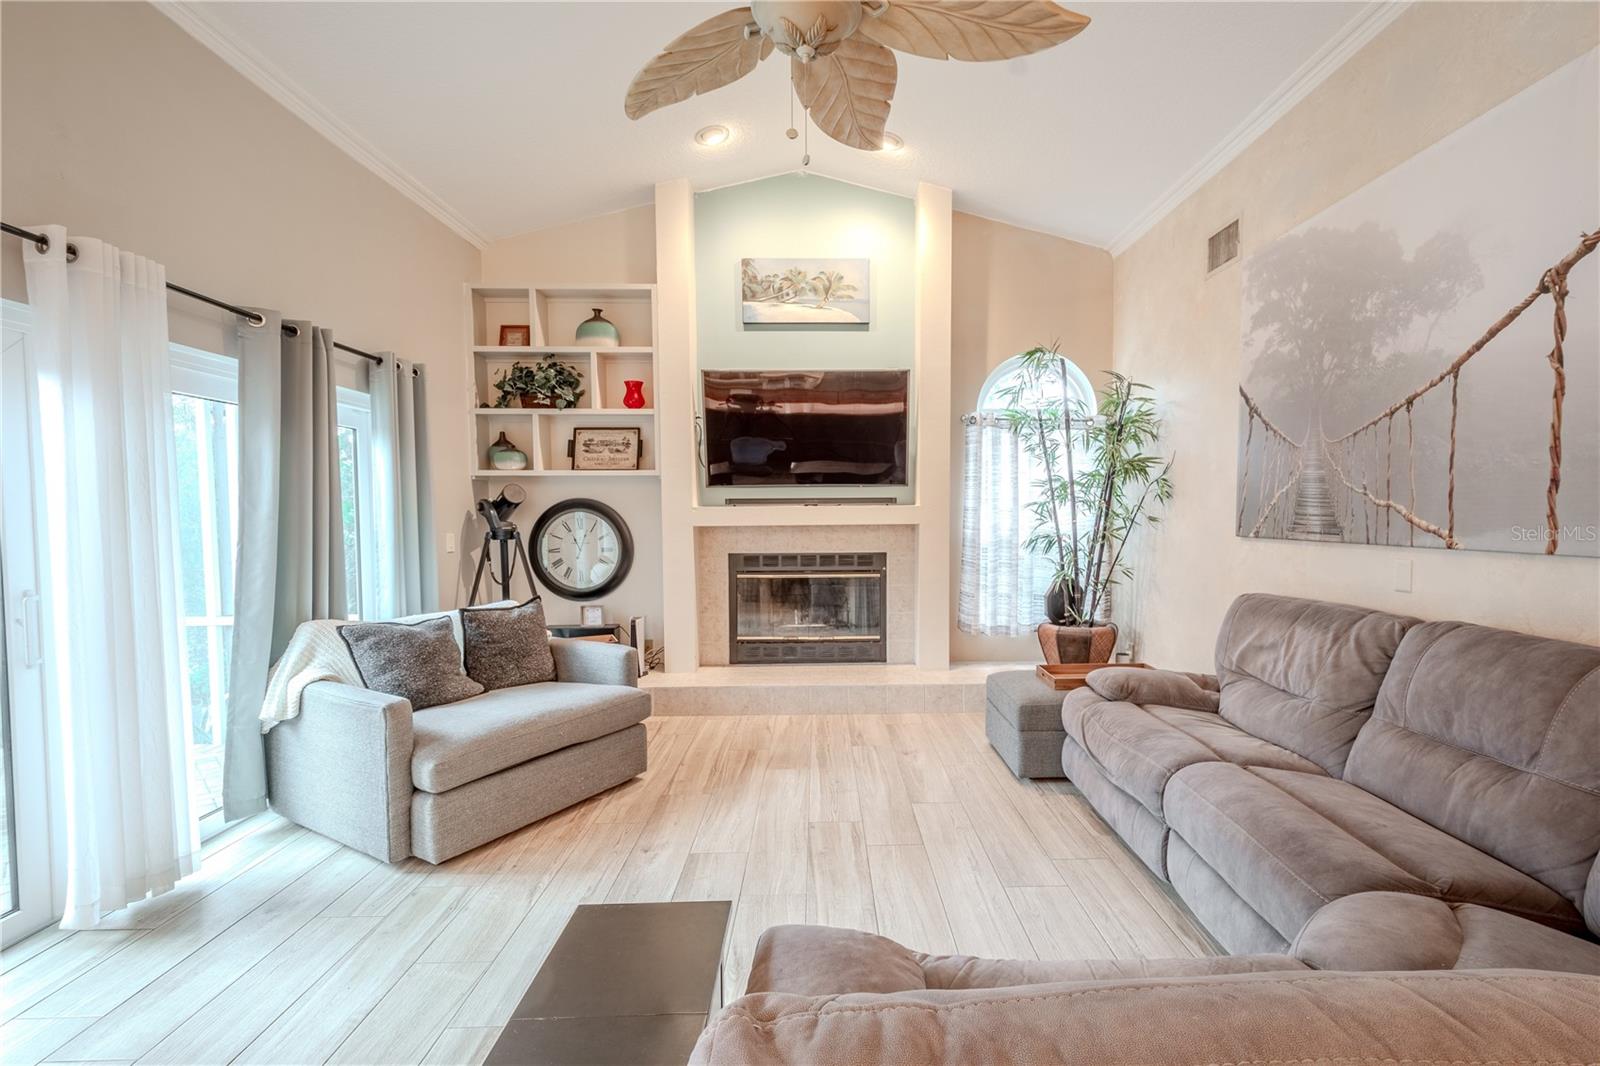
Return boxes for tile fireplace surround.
[696,525,916,666]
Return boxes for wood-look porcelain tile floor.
[0,713,1217,1066]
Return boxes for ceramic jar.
[487,431,529,470]
[575,308,620,348]
[622,380,647,409]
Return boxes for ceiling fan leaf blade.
[860,1,1089,62]
[792,37,897,151]
[624,6,767,119]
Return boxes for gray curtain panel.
[222,317,348,821]
[371,355,438,618]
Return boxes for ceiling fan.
[624,1,1090,152]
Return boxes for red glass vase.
[622,380,647,409]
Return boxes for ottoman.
[985,670,1068,779]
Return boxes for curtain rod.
[4,221,395,368]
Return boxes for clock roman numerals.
[532,501,631,599]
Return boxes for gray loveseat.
[267,637,648,864]
[1061,592,1600,965]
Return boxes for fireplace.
[728,553,888,664]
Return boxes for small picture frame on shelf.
[499,324,531,347]
[570,427,642,471]
[581,605,605,626]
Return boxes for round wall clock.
[530,498,633,601]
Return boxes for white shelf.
[471,469,659,479]
[466,281,660,494]
[472,407,653,416]
[544,407,655,417]
[473,345,653,357]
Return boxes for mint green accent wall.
[694,174,916,504]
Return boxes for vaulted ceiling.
[165,1,1389,249]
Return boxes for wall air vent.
[1207,219,1240,274]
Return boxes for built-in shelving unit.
[465,284,659,478]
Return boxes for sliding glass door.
[2,303,58,942]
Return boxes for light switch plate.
[1392,558,1412,593]
[445,532,457,554]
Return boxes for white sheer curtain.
[370,356,437,618]
[957,414,1053,635]
[22,226,198,927]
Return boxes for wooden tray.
[1035,662,1149,691]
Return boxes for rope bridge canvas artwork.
[1236,50,1598,557]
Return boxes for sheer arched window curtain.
[958,354,1095,635]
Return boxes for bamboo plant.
[997,345,1172,627]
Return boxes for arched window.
[959,352,1097,636]
[977,352,1095,414]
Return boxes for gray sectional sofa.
[691,594,1600,1064]
[267,637,648,864]
[1060,592,1600,961]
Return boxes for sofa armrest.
[1292,891,1600,975]
[1085,667,1220,712]
[550,638,639,687]
[265,681,414,862]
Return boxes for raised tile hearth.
[639,662,1017,716]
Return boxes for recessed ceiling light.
[879,133,904,153]
[695,125,730,147]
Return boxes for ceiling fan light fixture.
[695,124,732,146]
[879,132,904,152]
[627,2,1090,153]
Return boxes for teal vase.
[575,308,620,348]
[487,431,528,471]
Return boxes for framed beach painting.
[740,257,870,324]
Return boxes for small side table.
[985,669,1071,779]
[486,901,731,1066]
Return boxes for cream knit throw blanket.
[259,605,508,731]
[257,618,363,732]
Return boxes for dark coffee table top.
[486,900,733,1066]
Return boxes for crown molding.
[1107,0,1411,257]
[157,1,489,249]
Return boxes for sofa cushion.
[1084,668,1219,712]
[692,970,1600,1066]
[1291,892,1600,975]
[1250,767,1580,930]
[339,615,484,711]
[1164,762,1584,941]
[1345,620,1600,929]
[411,681,651,793]
[1061,692,1323,816]
[743,925,1304,998]
[1214,594,1416,776]
[460,597,556,690]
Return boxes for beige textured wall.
[481,205,656,283]
[1111,3,1600,671]
[950,212,1112,661]
[1,1,483,607]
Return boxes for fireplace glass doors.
[729,553,888,664]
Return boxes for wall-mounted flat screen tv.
[702,370,909,486]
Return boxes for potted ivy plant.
[998,345,1172,663]
[493,358,585,409]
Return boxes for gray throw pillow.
[461,598,557,691]
[339,615,484,710]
